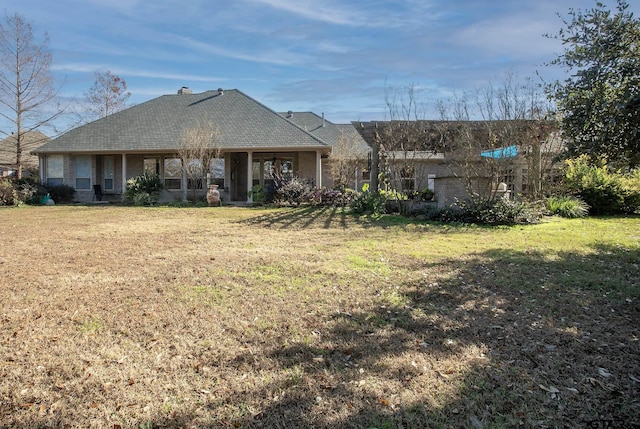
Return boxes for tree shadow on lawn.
[154,244,639,428]
[240,205,452,230]
[240,205,360,230]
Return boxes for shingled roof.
[280,111,370,153]
[0,131,50,168]
[36,89,329,154]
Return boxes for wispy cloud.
[170,35,312,67]
[244,0,371,26]
[452,10,562,59]
[52,63,225,82]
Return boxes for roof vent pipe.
[218,88,224,96]
[322,113,325,127]
[287,111,293,118]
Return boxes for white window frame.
[103,156,114,191]
[164,157,182,190]
[75,155,91,190]
[46,154,64,186]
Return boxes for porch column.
[121,153,127,194]
[181,168,188,202]
[39,156,45,183]
[246,151,253,203]
[316,150,322,188]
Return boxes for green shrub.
[562,156,640,215]
[0,178,44,206]
[250,184,267,206]
[124,172,164,205]
[0,178,17,206]
[350,189,387,215]
[406,188,434,202]
[546,195,589,218]
[432,197,541,225]
[45,184,76,204]
[620,169,640,214]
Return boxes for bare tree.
[0,13,62,179]
[84,70,131,122]
[377,83,439,213]
[177,120,222,202]
[329,128,369,191]
[441,75,558,200]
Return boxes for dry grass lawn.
[0,205,639,428]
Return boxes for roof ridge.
[231,90,330,147]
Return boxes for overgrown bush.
[0,178,17,206]
[406,188,434,202]
[562,156,640,215]
[124,172,164,205]
[307,187,357,207]
[620,169,640,214]
[250,184,267,206]
[273,177,312,206]
[431,197,541,225]
[0,178,44,206]
[45,184,76,204]
[350,188,387,215]
[546,195,589,218]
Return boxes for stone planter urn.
[207,184,221,206]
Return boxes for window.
[46,155,63,186]
[399,166,415,191]
[210,158,225,188]
[427,174,435,192]
[252,159,261,186]
[264,158,293,180]
[103,156,114,191]
[521,168,529,193]
[544,168,562,185]
[264,159,274,179]
[75,156,91,189]
[280,159,293,179]
[164,157,182,189]
[501,168,515,192]
[186,158,203,190]
[144,157,160,176]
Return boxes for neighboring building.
[34,88,563,206]
[0,131,50,178]
[354,120,563,207]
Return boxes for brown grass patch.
[1,206,639,428]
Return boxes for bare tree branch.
[0,12,63,179]
[177,120,222,202]
[84,70,131,122]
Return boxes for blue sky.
[5,0,639,127]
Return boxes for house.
[279,111,371,191]
[0,131,50,178]
[34,87,563,206]
[35,88,368,203]
[354,120,563,207]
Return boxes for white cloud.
[244,0,370,26]
[452,14,560,59]
[52,63,226,82]
[171,36,312,67]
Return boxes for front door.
[230,153,247,201]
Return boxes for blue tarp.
[480,145,518,159]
